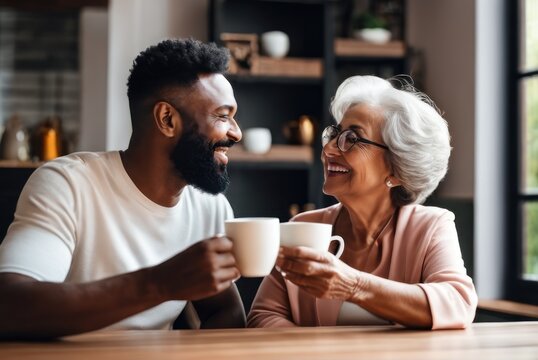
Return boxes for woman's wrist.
[346,269,367,303]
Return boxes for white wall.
[407,0,508,300]
[407,0,475,199]
[474,0,507,299]
[106,0,208,150]
[79,8,108,152]
[80,0,209,152]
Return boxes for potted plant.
[351,12,391,44]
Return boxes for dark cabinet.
[210,0,407,221]
[209,0,407,312]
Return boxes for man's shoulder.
[42,151,116,171]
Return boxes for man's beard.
[171,125,234,195]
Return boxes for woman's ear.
[153,102,181,138]
[385,176,402,188]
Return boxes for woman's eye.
[345,133,358,142]
[329,129,339,139]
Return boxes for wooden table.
[2,322,537,360]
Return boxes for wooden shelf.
[478,299,538,319]
[226,74,322,85]
[227,57,323,81]
[334,38,406,58]
[251,56,323,78]
[228,144,313,169]
[0,160,42,169]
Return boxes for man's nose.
[228,118,242,142]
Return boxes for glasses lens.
[338,130,358,152]
[321,126,338,146]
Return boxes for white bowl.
[355,28,391,44]
[243,127,272,154]
[261,31,290,58]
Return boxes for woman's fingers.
[279,246,331,263]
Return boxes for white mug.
[243,127,272,154]
[261,31,290,58]
[280,222,345,258]
[225,217,280,277]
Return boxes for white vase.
[243,127,272,154]
[261,31,290,58]
[354,28,391,44]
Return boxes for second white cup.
[280,222,345,258]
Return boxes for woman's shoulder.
[291,203,343,224]
[396,204,456,241]
[399,204,455,224]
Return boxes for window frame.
[507,0,538,304]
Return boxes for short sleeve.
[0,164,77,281]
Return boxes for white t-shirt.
[0,151,234,330]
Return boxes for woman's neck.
[337,196,396,251]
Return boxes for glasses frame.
[321,125,389,152]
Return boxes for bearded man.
[0,38,245,339]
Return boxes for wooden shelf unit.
[228,144,313,164]
[0,160,42,169]
[334,38,406,58]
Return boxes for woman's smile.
[326,159,351,177]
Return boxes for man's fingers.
[216,266,241,282]
[205,235,234,252]
[215,252,236,268]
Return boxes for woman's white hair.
[330,75,451,205]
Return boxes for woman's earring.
[386,178,393,188]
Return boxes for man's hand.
[152,235,240,301]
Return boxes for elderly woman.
[247,75,477,330]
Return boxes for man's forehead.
[190,73,236,108]
[195,73,232,93]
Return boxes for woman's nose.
[322,137,340,157]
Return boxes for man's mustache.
[212,140,236,149]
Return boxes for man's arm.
[0,271,161,340]
[0,236,240,339]
[192,283,245,329]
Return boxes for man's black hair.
[126,38,229,123]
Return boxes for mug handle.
[330,235,345,258]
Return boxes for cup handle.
[330,235,345,258]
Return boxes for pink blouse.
[247,204,477,329]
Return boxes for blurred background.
[0,0,536,315]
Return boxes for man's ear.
[153,102,181,138]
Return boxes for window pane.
[522,76,538,191]
[521,0,538,70]
[523,202,538,280]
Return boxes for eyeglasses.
[321,125,389,152]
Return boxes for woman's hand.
[275,246,362,301]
